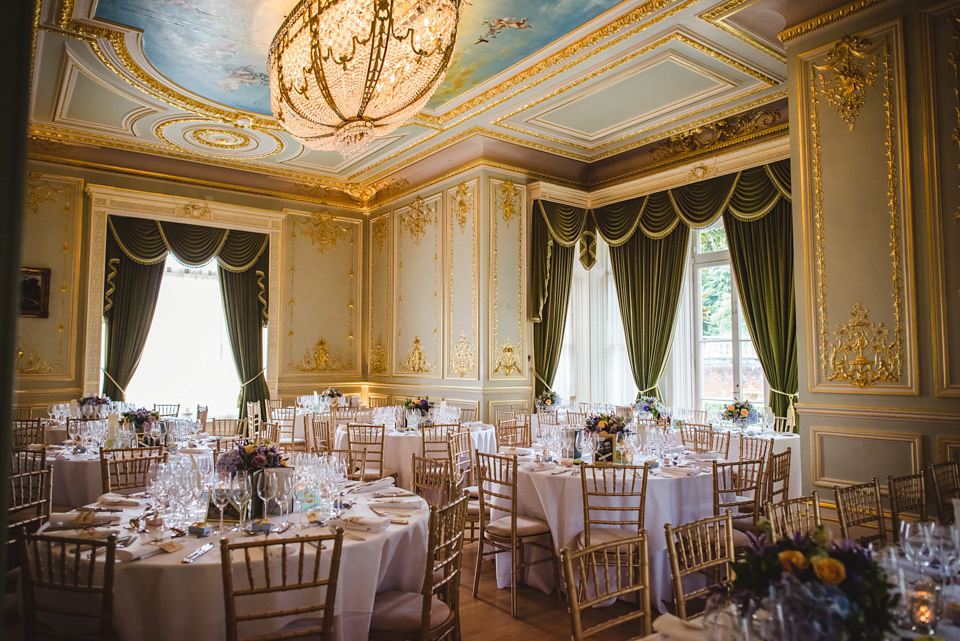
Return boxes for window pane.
[699,265,731,339]
[700,341,732,400]
[698,227,728,253]
[740,340,764,402]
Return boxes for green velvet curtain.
[607,223,690,399]
[103,216,269,412]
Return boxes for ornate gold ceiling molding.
[778,0,891,44]
[155,118,285,161]
[699,0,787,63]
[648,108,781,161]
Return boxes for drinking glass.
[233,472,252,531]
[576,430,595,463]
[211,474,231,535]
[902,521,934,578]
[257,472,277,522]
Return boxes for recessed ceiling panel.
[59,68,153,133]
[532,57,728,138]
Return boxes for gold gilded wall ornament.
[827,302,900,387]
[398,197,437,246]
[398,336,434,373]
[452,182,474,231]
[295,337,353,372]
[493,339,523,377]
[16,337,54,375]
[25,171,69,216]
[370,339,387,374]
[372,216,388,252]
[298,211,349,253]
[178,202,211,220]
[814,35,880,130]
[495,180,520,225]
[451,332,475,378]
[649,109,781,161]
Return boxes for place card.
[158,541,184,554]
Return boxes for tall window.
[124,255,244,418]
[553,237,635,405]
[692,223,767,414]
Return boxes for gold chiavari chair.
[8,468,52,546]
[679,421,705,448]
[345,394,362,408]
[346,423,396,481]
[273,407,306,452]
[765,493,822,541]
[153,403,179,418]
[369,493,470,641]
[12,445,47,474]
[889,472,928,544]
[473,452,562,618]
[332,403,357,423]
[695,424,730,457]
[99,446,167,494]
[219,530,344,641]
[209,418,246,438]
[665,511,735,620]
[196,405,209,429]
[578,402,592,414]
[265,398,282,413]
[929,461,960,523]
[13,418,45,448]
[19,532,119,641]
[212,437,250,466]
[538,410,559,426]
[691,409,708,423]
[561,534,652,641]
[331,449,367,482]
[411,454,453,506]
[309,413,334,453]
[495,419,532,449]
[566,411,586,429]
[739,436,774,462]
[763,448,791,510]
[368,396,391,408]
[834,478,887,547]
[353,408,374,423]
[448,431,483,540]
[579,463,649,548]
[712,458,765,543]
[458,407,477,422]
[258,422,281,445]
[14,406,33,420]
[421,423,455,459]
[245,401,263,436]
[495,410,515,425]
[771,416,792,433]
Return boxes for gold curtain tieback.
[770,388,798,430]
[101,368,126,397]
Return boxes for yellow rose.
[740,408,748,417]
[813,557,846,585]
[727,404,735,411]
[545,399,552,405]
[598,420,608,430]
[778,550,809,573]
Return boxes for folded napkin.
[372,487,415,498]
[653,614,706,641]
[499,446,532,456]
[115,540,163,562]
[47,513,121,530]
[348,477,396,494]
[658,466,699,478]
[329,516,389,533]
[96,493,143,507]
[368,497,424,510]
[520,461,556,473]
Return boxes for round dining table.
[34,490,431,641]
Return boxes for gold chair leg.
[472,537,484,599]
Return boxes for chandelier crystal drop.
[269,0,462,157]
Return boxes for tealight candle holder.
[908,578,942,635]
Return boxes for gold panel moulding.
[495,180,520,225]
[827,302,900,387]
[372,216,388,252]
[16,337,54,375]
[398,197,437,246]
[493,339,523,377]
[814,35,880,131]
[398,336,434,373]
[370,339,387,374]
[451,332,475,378]
[298,212,349,253]
[295,337,353,372]
[452,182,473,231]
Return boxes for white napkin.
[658,466,699,478]
[688,451,721,461]
[348,477,396,494]
[499,446,532,456]
[520,461,556,472]
[330,516,389,533]
[372,487,415,498]
[97,493,143,507]
[653,613,706,641]
[178,447,210,455]
[47,513,121,529]
[115,540,163,562]
[368,497,424,510]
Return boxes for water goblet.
[211,474,231,535]
[233,472,252,530]
[257,471,277,523]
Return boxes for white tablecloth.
[35,494,430,641]
[490,464,714,612]
[334,424,497,490]
[725,430,802,499]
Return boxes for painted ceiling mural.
[93,0,624,116]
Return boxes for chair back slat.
[665,511,735,620]
[888,472,928,543]
[713,458,765,525]
[421,424,457,459]
[765,493,822,540]
[13,418,45,448]
[153,403,179,418]
[346,423,386,481]
[763,448,791,510]
[929,461,960,523]
[495,419,532,449]
[8,468,52,544]
[740,436,774,462]
[99,446,167,494]
[580,464,649,546]
[834,478,887,546]
[309,413,334,453]
[411,454,453,505]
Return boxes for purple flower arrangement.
[536,390,560,408]
[634,394,662,418]
[404,397,434,415]
[583,413,626,434]
[321,388,342,398]
[722,399,760,425]
[216,443,287,476]
[78,394,110,407]
[122,407,159,429]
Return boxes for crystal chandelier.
[269,0,462,157]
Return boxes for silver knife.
[182,542,214,564]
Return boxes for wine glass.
[257,472,277,524]
[211,474,231,535]
[233,472,252,531]
[576,429,595,463]
[902,521,934,578]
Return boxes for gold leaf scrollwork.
[649,109,781,161]
[493,339,523,377]
[495,180,520,225]
[16,337,54,375]
[452,182,473,231]
[398,198,436,246]
[372,216,388,252]
[451,332,475,378]
[827,302,901,387]
[370,339,387,373]
[814,35,879,130]
[295,337,353,372]
[398,336,434,373]
[299,211,348,253]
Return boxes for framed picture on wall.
[20,267,51,318]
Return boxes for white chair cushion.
[467,500,489,516]
[370,590,451,632]
[485,515,550,538]
[465,484,479,499]
[577,526,638,548]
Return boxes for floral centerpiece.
[321,387,342,399]
[78,394,110,408]
[122,407,159,430]
[723,399,760,426]
[536,390,560,409]
[727,526,898,641]
[583,413,626,434]
[215,442,288,477]
[404,397,434,415]
[635,394,662,419]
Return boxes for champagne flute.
[211,474,231,535]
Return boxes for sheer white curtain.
[552,237,635,406]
